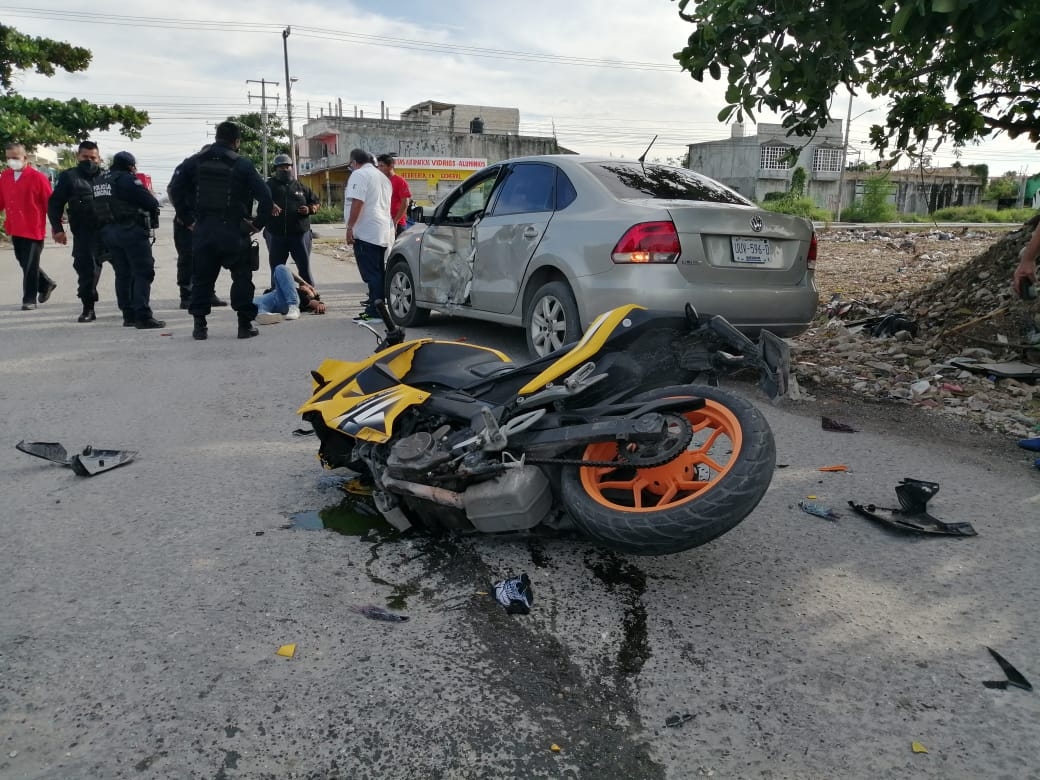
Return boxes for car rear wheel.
[525,281,582,357]
[386,258,431,327]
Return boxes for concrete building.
[298,99,567,208]
[686,121,846,208]
[686,122,985,216]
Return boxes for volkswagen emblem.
[750,215,764,232]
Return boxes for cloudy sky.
[7,1,1040,189]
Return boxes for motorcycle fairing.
[329,385,431,442]
[518,304,647,396]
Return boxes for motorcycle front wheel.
[560,385,775,556]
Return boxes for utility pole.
[835,92,853,223]
[247,78,279,177]
[282,27,295,168]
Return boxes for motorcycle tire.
[560,384,775,556]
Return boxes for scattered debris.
[291,427,315,437]
[949,358,1040,379]
[15,440,137,476]
[493,573,534,615]
[911,742,929,754]
[822,417,858,433]
[354,605,409,622]
[275,644,296,658]
[983,647,1033,691]
[848,478,977,536]
[1018,437,1040,452]
[665,713,695,728]
[799,501,840,521]
[550,744,562,753]
[818,464,850,472]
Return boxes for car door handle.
[523,226,540,239]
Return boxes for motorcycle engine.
[386,431,452,480]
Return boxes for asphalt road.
[1,227,1038,780]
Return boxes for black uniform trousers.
[71,227,108,304]
[173,218,193,302]
[266,230,314,286]
[101,222,156,321]
[189,220,257,320]
[11,236,55,305]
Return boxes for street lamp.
[835,94,876,223]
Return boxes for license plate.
[731,237,770,264]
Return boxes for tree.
[225,111,290,176]
[673,1,1040,159]
[984,171,1021,201]
[0,25,148,150]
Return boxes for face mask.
[274,169,291,181]
[77,160,100,176]
[7,159,24,171]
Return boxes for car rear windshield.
[584,162,752,205]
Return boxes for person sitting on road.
[254,264,325,324]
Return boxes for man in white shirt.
[343,148,393,320]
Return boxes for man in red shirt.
[0,142,56,310]
[376,154,411,237]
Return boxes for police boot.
[238,316,259,339]
[136,316,166,329]
[77,304,96,323]
[193,315,208,341]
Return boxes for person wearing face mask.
[167,121,273,341]
[264,153,320,286]
[0,142,56,310]
[47,140,109,322]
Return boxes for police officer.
[168,121,273,340]
[92,151,164,329]
[170,144,228,310]
[48,140,109,322]
[265,153,320,285]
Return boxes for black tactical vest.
[91,171,143,226]
[67,169,96,224]
[196,148,244,221]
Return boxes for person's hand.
[271,204,283,217]
[1013,248,1037,297]
[309,299,326,314]
[297,204,309,215]
[345,226,355,246]
[53,230,67,245]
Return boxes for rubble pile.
[792,220,1040,439]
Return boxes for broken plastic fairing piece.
[15,440,137,476]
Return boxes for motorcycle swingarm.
[516,414,674,458]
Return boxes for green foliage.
[0,25,148,150]
[841,175,897,222]
[930,205,1036,222]
[673,0,1040,158]
[760,195,830,221]
[967,163,989,190]
[983,172,1020,201]
[225,112,290,176]
[308,206,342,224]
[789,166,807,197]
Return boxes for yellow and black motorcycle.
[299,303,789,556]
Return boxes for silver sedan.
[385,155,818,356]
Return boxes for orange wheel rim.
[579,399,743,513]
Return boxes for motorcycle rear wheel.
[560,385,775,556]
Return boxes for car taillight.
[611,221,680,264]
[806,231,817,270]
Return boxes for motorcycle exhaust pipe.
[381,475,465,510]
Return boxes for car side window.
[443,172,500,223]
[490,163,556,216]
[556,169,577,210]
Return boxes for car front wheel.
[386,258,430,327]
[524,281,581,357]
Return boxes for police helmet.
[273,154,293,167]
[112,151,136,170]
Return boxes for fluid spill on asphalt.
[586,551,650,682]
[285,497,396,538]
